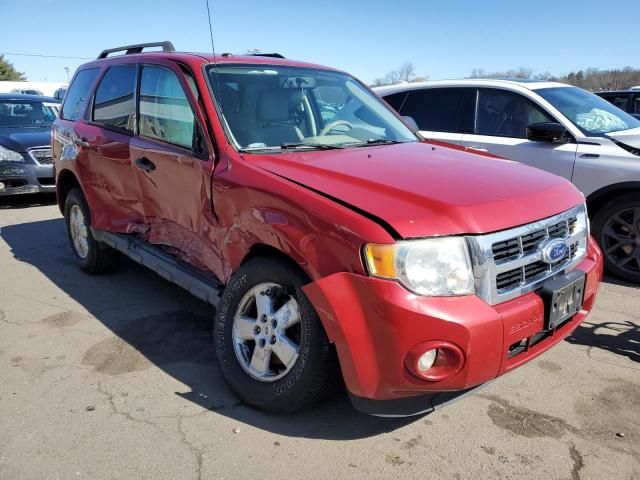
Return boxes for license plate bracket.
[540,270,586,330]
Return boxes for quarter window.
[62,68,99,121]
[139,66,195,149]
[476,89,553,139]
[93,65,136,132]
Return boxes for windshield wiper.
[280,142,344,150]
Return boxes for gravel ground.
[0,196,638,479]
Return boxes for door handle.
[467,146,489,153]
[74,138,90,148]
[134,157,156,172]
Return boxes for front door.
[460,88,578,180]
[130,63,222,274]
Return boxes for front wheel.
[592,193,640,283]
[214,257,339,413]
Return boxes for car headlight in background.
[0,145,25,163]
[364,237,475,296]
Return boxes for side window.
[634,95,640,114]
[476,89,553,139]
[399,88,471,133]
[383,92,408,112]
[139,66,195,150]
[61,68,100,121]
[93,65,136,132]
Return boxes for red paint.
[303,237,602,400]
[53,51,603,406]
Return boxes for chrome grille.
[29,147,53,165]
[466,204,588,305]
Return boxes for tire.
[64,187,119,274]
[592,193,640,283]
[214,257,339,413]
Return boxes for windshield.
[206,64,417,151]
[0,100,59,128]
[537,86,640,136]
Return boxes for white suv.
[376,79,640,283]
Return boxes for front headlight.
[364,237,475,296]
[0,145,25,162]
[574,203,589,235]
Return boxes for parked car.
[596,90,640,119]
[10,87,44,96]
[0,93,60,196]
[377,80,640,283]
[53,42,602,416]
[53,86,67,101]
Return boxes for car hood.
[606,127,640,148]
[0,127,52,152]
[247,142,584,238]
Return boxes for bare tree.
[371,62,428,87]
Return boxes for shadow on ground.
[0,193,57,209]
[0,217,417,440]
[567,320,639,364]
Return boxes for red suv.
[53,42,603,416]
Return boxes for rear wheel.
[214,257,338,413]
[64,188,119,274]
[592,193,640,283]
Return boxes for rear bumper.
[0,162,55,196]
[303,236,603,416]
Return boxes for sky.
[1,0,638,85]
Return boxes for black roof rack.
[97,41,175,59]
[220,52,285,59]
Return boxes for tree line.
[372,62,640,91]
[468,66,640,91]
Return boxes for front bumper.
[303,236,603,416]
[0,162,55,196]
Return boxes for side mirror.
[527,122,568,143]
[402,115,419,131]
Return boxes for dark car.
[0,93,60,196]
[596,90,640,119]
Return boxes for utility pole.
[64,66,69,83]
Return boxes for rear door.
[394,87,475,145]
[130,62,219,270]
[73,63,145,231]
[460,88,578,180]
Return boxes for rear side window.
[382,92,407,111]
[61,68,99,121]
[476,89,553,139]
[139,66,195,149]
[93,65,136,133]
[634,95,640,114]
[399,88,473,133]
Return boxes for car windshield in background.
[537,86,640,136]
[206,64,416,151]
[0,100,59,128]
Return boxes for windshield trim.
[202,62,419,154]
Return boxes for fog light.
[0,181,5,191]
[417,349,438,372]
[405,341,465,382]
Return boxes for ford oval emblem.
[540,238,569,264]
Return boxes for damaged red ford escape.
[52,42,602,416]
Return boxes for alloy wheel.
[232,282,302,382]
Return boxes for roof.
[374,78,571,96]
[596,90,639,94]
[78,51,341,74]
[0,93,60,102]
